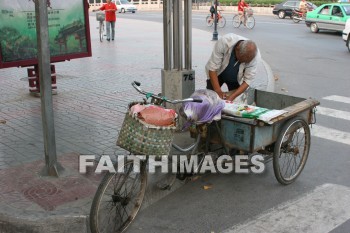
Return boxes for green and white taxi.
[343,19,350,52]
[305,3,350,33]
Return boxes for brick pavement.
[0,16,273,233]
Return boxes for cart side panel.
[222,110,313,153]
[252,125,279,152]
[255,90,305,110]
[221,120,252,152]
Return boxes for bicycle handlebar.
[131,81,202,104]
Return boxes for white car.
[115,0,137,13]
[343,19,350,52]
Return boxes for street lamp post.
[212,0,218,41]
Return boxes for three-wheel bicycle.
[233,8,255,29]
[90,81,319,233]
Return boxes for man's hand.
[215,89,225,100]
[226,94,235,102]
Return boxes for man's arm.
[205,38,226,99]
[226,81,249,101]
[208,70,224,99]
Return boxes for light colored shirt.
[100,2,117,22]
[299,1,307,10]
[205,33,261,87]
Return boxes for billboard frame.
[0,0,92,69]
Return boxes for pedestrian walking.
[93,0,117,41]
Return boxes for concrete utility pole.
[162,0,195,128]
[34,0,63,177]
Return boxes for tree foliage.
[208,0,338,7]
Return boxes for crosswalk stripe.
[316,106,350,121]
[311,125,350,145]
[323,95,350,104]
[221,183,350,233]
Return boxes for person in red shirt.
[94,0,117,41]
[237,0,249,25]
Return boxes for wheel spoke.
[274,119,311,184]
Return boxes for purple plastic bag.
[182,89,225,126]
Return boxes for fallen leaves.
[203,184,213,190]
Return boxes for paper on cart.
[223,102,269,119]
[258,109,288,124]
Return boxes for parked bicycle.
[206,10,226,28]
[233,8,255,29]
[89,81,319,233]
[95,12,105,42]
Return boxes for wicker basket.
[117,112,177,156]
[246,8,254,16]
[96,12,105,21]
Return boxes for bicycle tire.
[246,16,255,29]
[232,15,241,28]
[206,15,213,27]
[218,16,226,28]
[99,21,104,42]
[90,160,147,233]
[273,118,311,185]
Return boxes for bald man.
[205,33,261,102]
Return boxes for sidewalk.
[0,16,274,233]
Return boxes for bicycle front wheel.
[90,160,147,233]
[246,16,255,29]
[232,15,241,28]
[206,15,213,27]
[99,21,104,42]
[218,16,226,28]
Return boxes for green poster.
[0,0,88,64]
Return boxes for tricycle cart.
[219,89,319,185]
[89,82,320,233]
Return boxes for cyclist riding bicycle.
[238,0,249,25]
[299,0,307,18]
[209,2,222,19]
[210,4,216,18]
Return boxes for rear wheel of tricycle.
[273,117,311,185]
[90,160,147,233]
